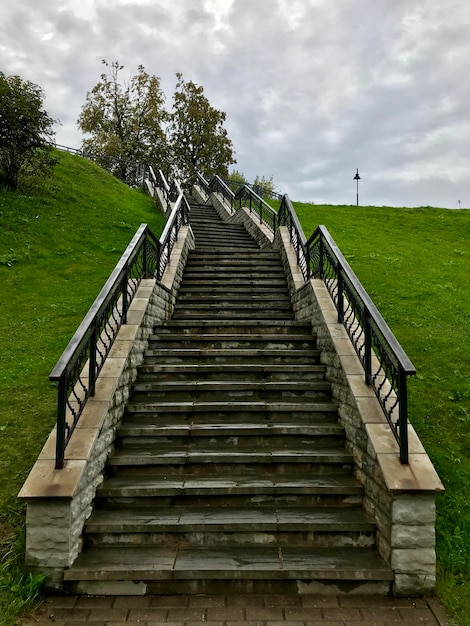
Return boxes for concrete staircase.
[63,201,393,595]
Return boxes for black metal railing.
[195,172,210,196]
[209,175,235,211]
[50,196,189,469]
[277,194,309,280]
[307,226,415,463]
[156,191,190,279]
[233,185,277,233]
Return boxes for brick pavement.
[20,594,450,625]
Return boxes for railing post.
[398,368,409,464]
[364,309,372,385]
[319,234,324,280]
[337,268,344,324]
[122,267,128,324]
[142,232,148,278]
[89,325,97,396]
[55,376,67,469]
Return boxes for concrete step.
[84,506,376,548]
[108,445,353,467]
[95,474,364,500]
[137,364,327,383]
[148,332,314,346]
[176,287,292,302]
[128,382,333,404]
[63,546,393,595]
[152,320,312,334]
[142,349,319,364]
[120,416,338,436]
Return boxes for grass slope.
[294,202,470,625]
[0,152,166,623]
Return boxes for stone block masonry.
[18,226,195,588]
[274,226,444,596]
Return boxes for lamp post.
[353,168,361,206]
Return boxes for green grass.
[293,202,470,626]
[0,151,166,624]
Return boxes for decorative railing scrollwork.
[50,192,189,469]
[307,226,416,463]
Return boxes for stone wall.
[275,227,444,596]
[18,226,195,588]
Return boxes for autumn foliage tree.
[0,72,56,191]
[77,60,167,184]
[167,73,235,182]
[78,63,236,186]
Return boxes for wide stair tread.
[95,474,364,498]
[64,546,393,582]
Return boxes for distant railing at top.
[233,185,277,233]
[195,172,415,463]
[56,144,85,156]
[50,194,190,469]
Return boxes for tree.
[77,60,167,184]
[253,174,277,199]
[0,72,56,191]
[168,73,235,182]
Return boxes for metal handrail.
[209,175,235,211]
[277,194,309,280]
[195,172,210,196]
[220,177,283,200]
[307,226,415,463]
[234,185,277,233]
[50,196,189,469]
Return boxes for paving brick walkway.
[21,594,450,625]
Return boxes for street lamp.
[353,168,361,206]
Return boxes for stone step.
[131,380,331,393]
[118,416,342,437]
[128,388,332,405]
[182,265,285,274]
[84,507,376,548]
[125,400,338,415]
[108,445,353,467]
[176,293,291,304]
[137,364,326,383]
[185,252,280,261]
[63,546,394,589]
[95,474,364,499]
[177,286,290,295]
[152,320,312,334]
[173,302,293,311]
[148,332,314,344]
[171,311,295,321]
[142,349,319,364]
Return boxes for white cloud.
[1,0,470,207]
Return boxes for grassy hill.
[0,152,166,622]
[293,202,470,624]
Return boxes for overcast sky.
[1,0,470,207]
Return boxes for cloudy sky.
[1,0,469,207]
